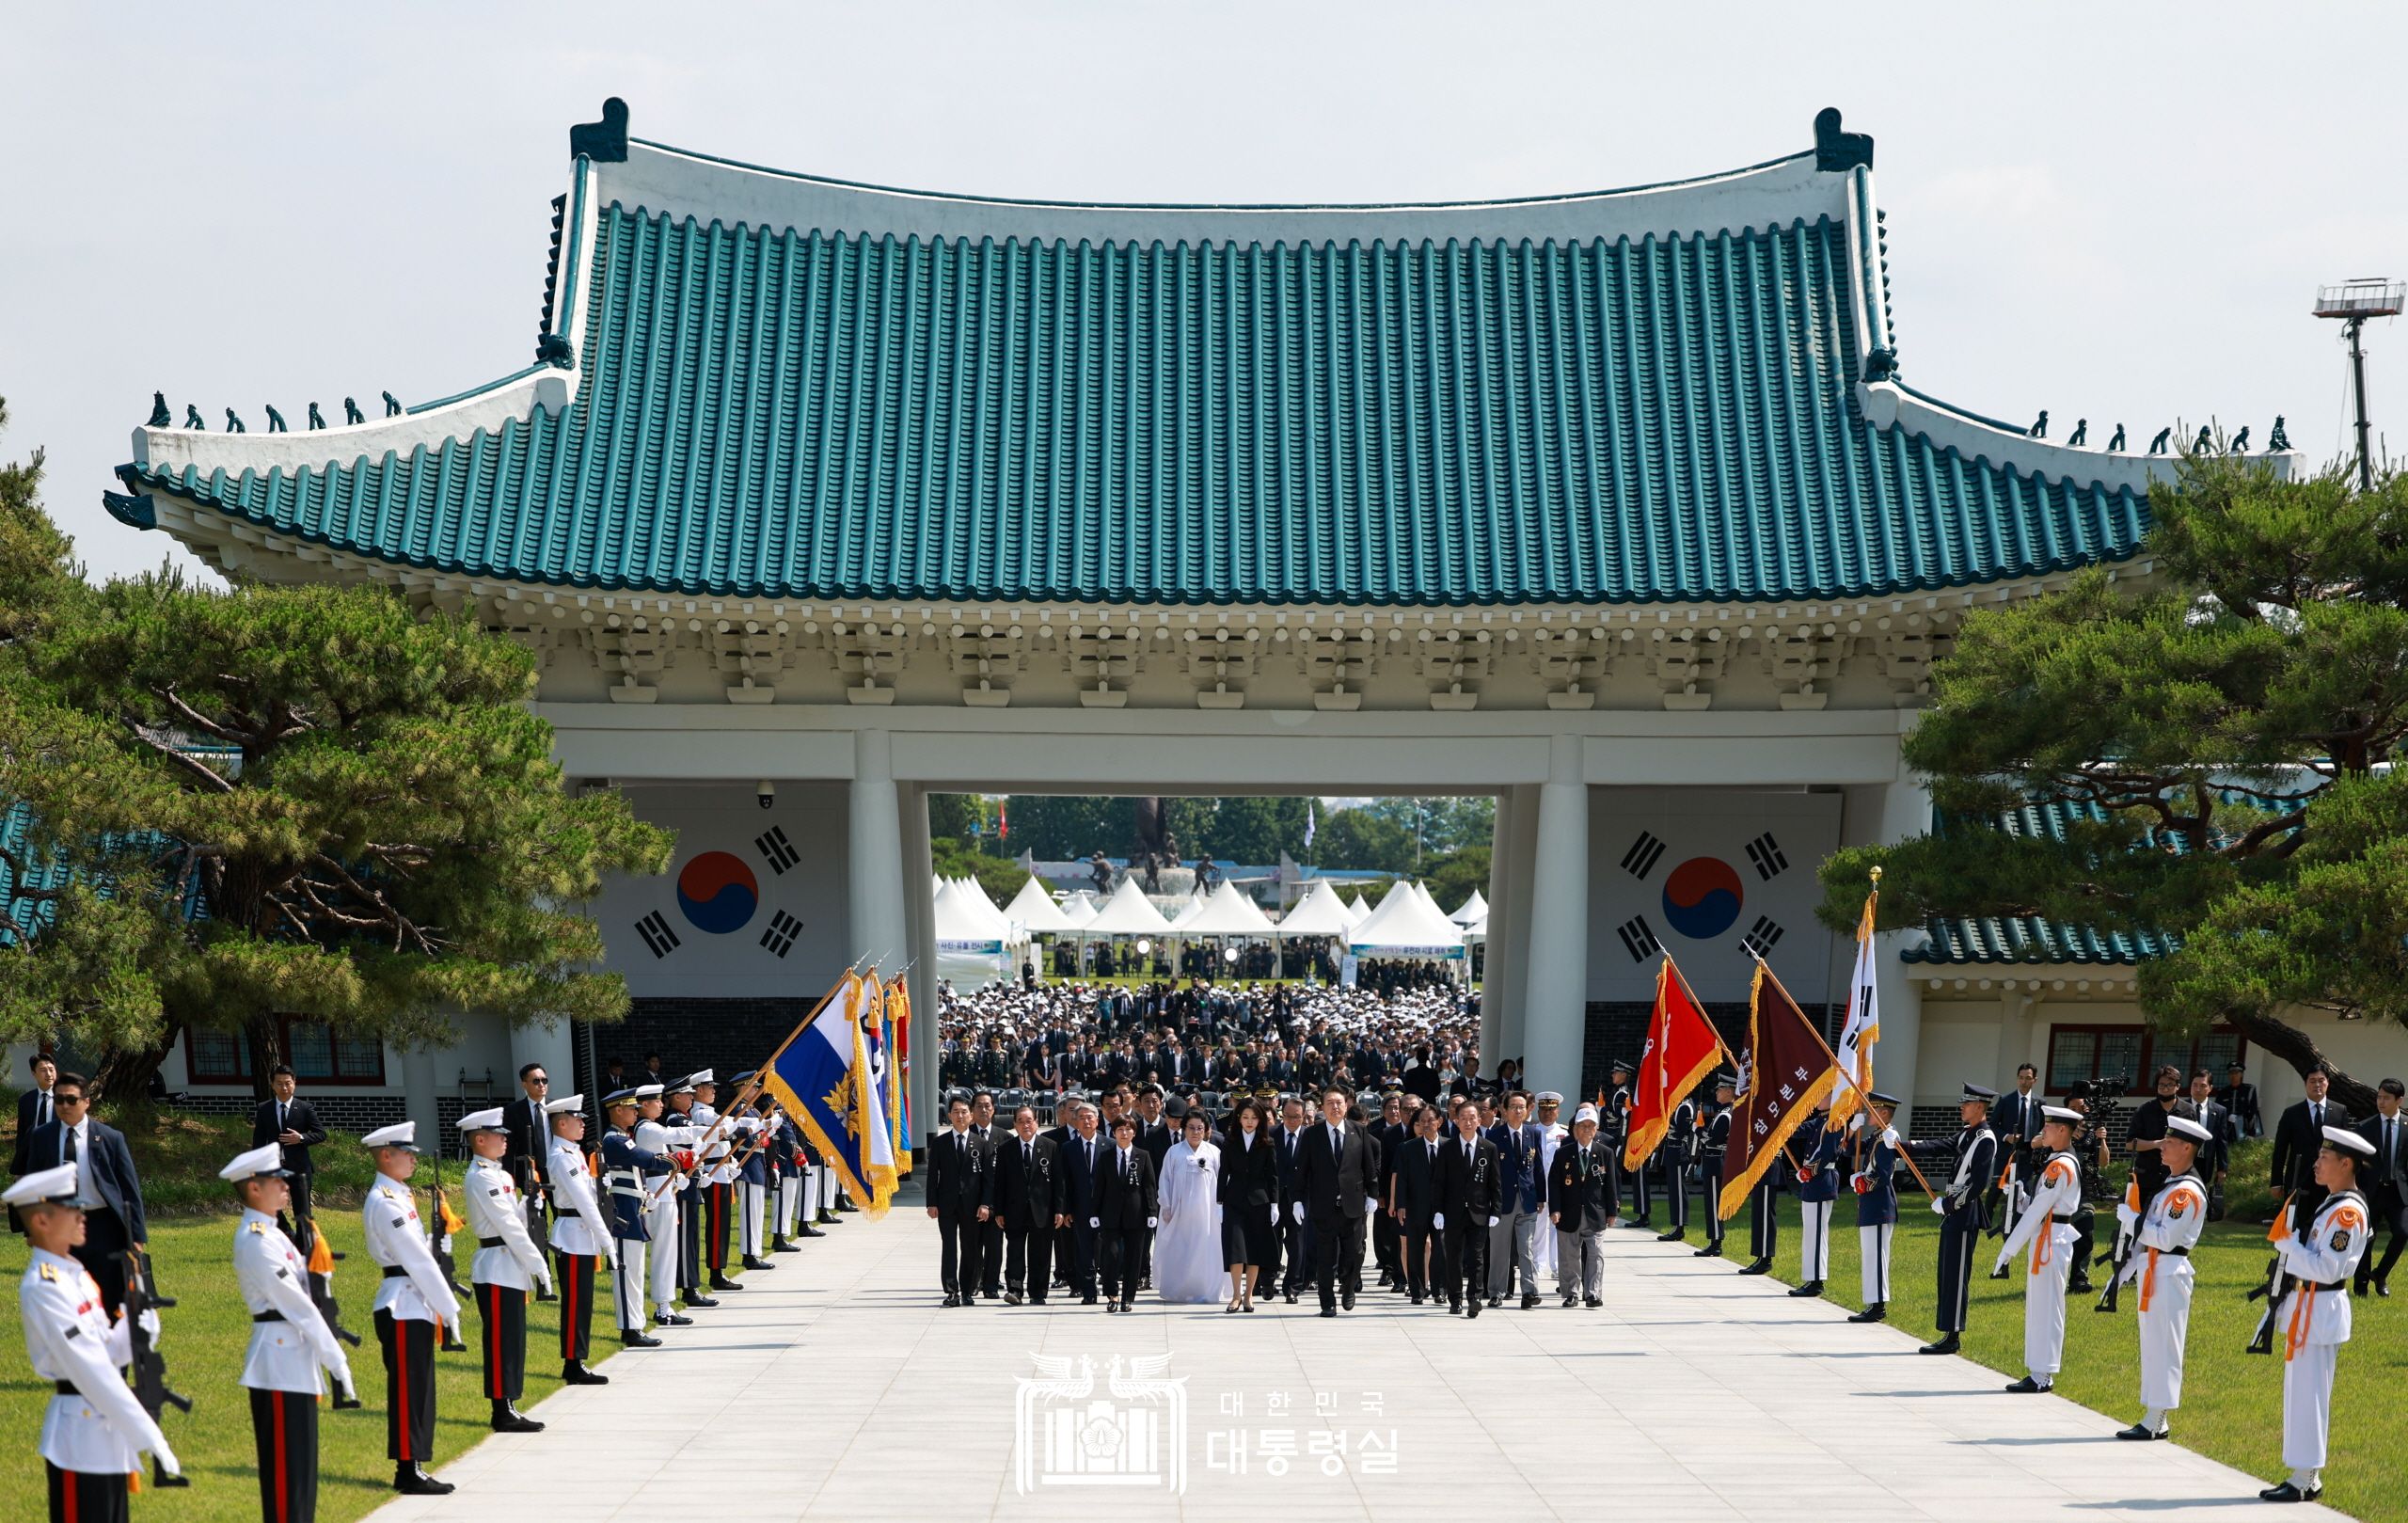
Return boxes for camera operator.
[2062,1078,2117,1294]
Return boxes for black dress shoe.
[1082,1293,1098,1305]
[1693,1245,1721,1258]
[1522,1293,1541,1309]
[2115,1423,2166,1441]
[1787,1280,1822,1297]
[1284,1292,1297,1304]
[1486,1294,1502,1309]
[770,1237,796,1253]
[2004,1375,2052,1393]
[619,1330,663,1347]
[655,1311,693,1326]
[710,1274,744,1291]
[1847,1303,1886,1324]
[1465,1301,1481,1319]
[684,1293,719,1309]
[798,1225,827,1238]
[1449,1303,1463,1315]
[1656,1229,1687,1242]
[1583,1295,1603,1309]
[1320,1307,1337,1318]
[1735,1259,1769,1276]
[2258,1482,2319,1503]
[1005,1291,1023,1306]
[943,1293,961,1308]
[1341,1293,1355,1310]
[1917,1334,1959,1355]
[1561,1294,1579,1309]
[742,1255,776,1271]
[562,1361,610,1385]
[2067,1277,2094,1295]
[492,1404,546,1434]
[395,1466,455,1496]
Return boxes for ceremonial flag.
[1305,802,1317,849]
[1717,958,1839,1220]
[887,976,914,1175]
[1624,956,1724,1172]
[762,969,901,1217]
[998,801,1009,842]
[1826,883,1881,1132]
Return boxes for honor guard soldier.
[2115,1112,2212,1442]
[226,1142,356,1523]
[360,1122,456,1494]
[638,1083,700,1323]
[2259,1126,2375,1504]
[1789,1108,1845,1297]
[1846,1093,1903,1323]
[458,1107,552,1433]
[730,1083,779,1272]
[1693,1073,1736,1259]
[1992,1104,2083,1391]
[543,1094,612,1383]
[772,1106,814,1246]
[9,1162,182,1523]
[689,1071,744,1292]
[1606,1058,1650,1227]
[599,1085,671,1345]
[1920,1083,1999,1356]
[1658,1083,1699,1243]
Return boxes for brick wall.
[576,996,818,1103]
[167,1092,410,1134]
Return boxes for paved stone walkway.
[370,1211,2345,1521]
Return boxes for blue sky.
[7,2,2402,585]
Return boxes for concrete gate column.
[1874,771,1931,1115]
[1477,789,1515,1077]
[1520,737,1590,1097]
[898,784,938,1160]
[848,726,910,996]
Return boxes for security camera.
[756,780,775,811]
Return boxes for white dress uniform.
[2275,1170,2372,1488]
[636,1116,693,1315]
[364,1176,459,1327]
[235,1205,354,1396]
[731,1115,768,1259]
[548,1135,613,1258]
[21,1245,176,1480]
[465,1155,553,1293]
[359,1132,459,1485]
[2116,1166,2207,1428]
[1995,1125,2083,1385]
[1531,1110,1567,1280]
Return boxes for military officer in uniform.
[10,1162,182,1523]
[662,1073,711,1307]
[1920,1083,1998,1356]
[634,1083,701,1322]
[1657,1082,1700,1243]
[732,1087,779,1272]
[458,1107,552,1433]
[1992,1104,2083,1391]
[1606,1058,1650,1227]
[1789,1109,1845,1297]
[226,1141,356,1523]
[687,1072,745,1293]
[2115,1112,2211,1442]
[600,1085,672,1345]
[1846,1093,1902,1323]
[360,1122,456,1494]
[1693,1074,1735,1259]
[2259,1127,2374,1504]
[543,1094,612,1383]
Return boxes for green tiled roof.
[115,116,2152,607]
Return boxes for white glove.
[1147,1216,1158,1229]
[1929,1196,1947,1215]
[333,1364,357,1403]
[1291,1201,1305,1224]
[444,1296,465,1327]
[1364,1195,1381,1214]
[1269,1204,1278,1225]
[1847,1112,1866,1134]
[1434,1213,1446,1230]
[1088,1216,1100,1230]
[137,1307,162,1348]
[151,1439,182,1481]
[1992,1247,2011,1277]
[1487,1215,1499,1228]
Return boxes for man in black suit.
[1388,1104,1444,1303]
[1269,1096,1312,1301]
[1054,1102,1106,1304]
[1547,1102,1622,1307]
[2185,1069,2232,1217]
[2353,1077,2406,1296]
[2271,1071,2347,1202]
[993,1105,1060,1306]
[925,1097,990,1307]
[250,1063,327,1244]
[8,1052,59,1234]
[1295,1086,1379,1316]
[1433,1096,1500,1317]
[1988,1062,2043,1229]
[504,1061,557,1299]
[1134,1088,1174,1292]
[1094,1116,1158,1312]
[23,1072,148,1314]
[2217,1061,2263,1143]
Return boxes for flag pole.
[1745,946,1936,1197]
[646,968,853,1206]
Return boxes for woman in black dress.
[1218,1100,1279,1311]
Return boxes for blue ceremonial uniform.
[1793,1122,1846,1287]
[601,1124,672,1336]
[1850,1120,1901,1315]
[1798,1127,1846,1203]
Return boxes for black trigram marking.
[636,911,680,959]
[1744,832,1788,880]
[1621,831,1667,880]
[761,910,803,959]
[1740,916,1785,959]
[754,825,800,876]
[1617,914,1660,961]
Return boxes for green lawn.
[1718,1179,2405,1523]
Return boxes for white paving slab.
[368,1211,2350,1522]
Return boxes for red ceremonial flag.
[1717,958,1840,1220]
[1624,956,1723,1172]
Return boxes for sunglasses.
[55,1095,87,1106]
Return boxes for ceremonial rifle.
[422,1150,472,1352]
[117,1246,192,1488]
[301,1217,367,1354]
[2245,1188,2307,1355]
[2094,1177,2147,1313]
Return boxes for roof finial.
[183,404,205,431]
[570,98,629,164]
[2192,424,2212,455]
[2229,425,2251,453]
[2106,423,2126,452]
[2269,415,2292,451]
[2067,418,2087,447]
[343,397,365,425]
[226,407,246,434]
[307,402,326,431]
[1813,107,1874,172]
[2149,426,2171,455]
[265,405,288,434]
[382,390,403,418]
[2028,409,2048,439]
[148,391,171,428]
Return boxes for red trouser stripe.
[562,1257,578,1357]
[61,1467,77,1523]
[394,1320,411,1461]
[485,1285,502,1398]
[272,1391,289,1523]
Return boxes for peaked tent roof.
[1347,879,1466,957]
[1344,893,1375,927]
[1275,880,1358,937]
[932,879,1016,947]
[1002,876,1078,933]
[1057,890,1100,928]
[1174,880,1278,938]
[107,104,2292,609]
[1448,888,1489,926]
[1080,877,1176,937]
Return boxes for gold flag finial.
[1869,865,1883,885]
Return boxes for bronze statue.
[149,391,170,428]
[382,390,403,418]
[2067,418,2087,447]
[2192,425,2212,455]
[2269,416,2291,451]
[307,402,326,431]
[343,397,365,425]
[2106,423,2127,452]
[1086,850,1114,896]
[2028,409,2049,438]
[2230,426,2251,453]
[2149,427,2172,455]
[264,405,288,434]
[182,405,204,430]
[225,407,246,434]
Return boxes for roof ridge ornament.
[1814,107,1873,172]
[570,98,628,164]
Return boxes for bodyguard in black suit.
[1296,1088,1380,1315]
[2353,1078,2406,1295]
[24,1073,148,1315]
[2272,1073,2347,1197]
[1094,1117,1158,1310]
[1988,1065,2043,1227]
[1054,1104,1107,1303]
[1433,1097,1500,1316]
[10,1052,58,1179]
[925,1100,991,1307]
[1388,1107,1445,1302]
[250,1065,328,1243]
[1270,1101,1312,1300]
[993,1107,1061,1305]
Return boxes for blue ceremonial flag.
[763,969,900,1217]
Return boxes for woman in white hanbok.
[1153,1114,1226,1305]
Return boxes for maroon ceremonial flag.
[1717,960,1838,1220]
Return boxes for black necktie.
[33,1092,48,1129]
[1024,1143,1033,1170]
[63,1126,77,1164]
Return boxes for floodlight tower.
[2314,277,2405,492]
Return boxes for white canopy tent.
[1275,880,1358,938]
[1175,880,1278,938]
[1080,877,1178,938]
[1344,892,1375,927]
[1002,876,1078,934]
[932,880,1018,988]
[1058,890,1100,928]
[1345,879,1467,960]
[1449,887,1489,926]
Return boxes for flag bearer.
[638,1084,699,1322]
[2258,1127,2374,1504]
[459,1107,552,1433]
[1692,1074,1735,1259]
[2115,1112,2211,1442]
[227,1141,355,1523]
[1789,1109,1845,1297]
[360,1122,455,1495]
[1846,1093,1902,1324]
[9,1162,182,1523]
[544,1095,612,1383]
[1919,1084,1998,1356]
[1993,1104,2083,1391]
[600,1086,672,1346]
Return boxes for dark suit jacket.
[1433,1132,1500,1222]
[1095,1146,1158,1231]
[1392,1134,1444,1219]
[1219,1130,1279,1214]
[1057,1132,1107,1219]
[993,1134,1060,1229]
[927,1129,993,1220]
[1137,1120,1174,1170]
[2356,1111,2407,1198]
[2273,1099,2349,1191]
[1296,1120,1379,1221]
[250,1098,327,1177]
[1546,1137,1621,1233]
[1992,1091,2044,1154]
[24,1118,147,1242]
[502,1096,550,1191]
